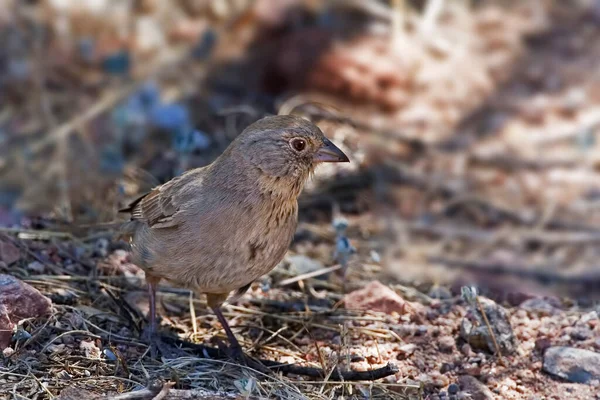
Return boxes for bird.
[119,115,349,362]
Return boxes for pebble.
[80,340,101,359]
[580,311,598,325]
[458,375,494,400]
[570,327,593,341]
[94,238,109,258]
[520,298,558,315]
[0,240,20,265]
[2,347,14,357]
[287,255,324,275]
[0,274,52,349]
[460,297,516,354]
[438,335,455,353]
[461,343,475,357]
[26,261,45,273]
[398,343,417,356]
[344,280,412,315]
[448,383,459,394]
[440,362,454,374]
[543,346,600,383]
[56,370,72,380]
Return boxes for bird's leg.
[212,305,243,356]
[189,291,199,339]
[148,278,158,337]
[207,293,271,374]
[142,276,161,358]
[143,275,184,359]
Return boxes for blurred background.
[2,0,600,398]
[2,0,600,301]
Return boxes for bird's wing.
[119,168,205,229]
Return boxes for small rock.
[103,348,118,361]
[438,336,455,353]
[26,261,45,274]
[80,340,101,359]
[458,375,494,400]
[2,346,14,357]
[0,274,52,349]
[56,370,72,380]
[543,346,600,383]
[502,377,517,389]
[369,250,381,263]
[398,343,417,356]
[288,255,324,275]
[12,326,31,342]
[94,238,109,258]
[570,327,593,341]
[344,280,413,315]
[440,363,454,374]
[460,297,516,355]
[519,297,557,315]
[534,337,552,352]
[0,240,20,265]
[430,372,450,388]
[448,383,459,394]
[461,343,475,357]
[46,344,66,354]
[580,311,598,325]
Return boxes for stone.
[2,346,14,357]
[543,346,600,383]
[570,327,593,341]
[579,311,598,325]
[0,240,20,265]
[438,336,455,353]
[80,340,101,359]
[458,375,494,400]
[460,297,516,355]
[288,255,324,275]
[0,274,52,349]
[398,343,417,356]
[534,337,552,352]
[344,280,412,315]
[520,297,557,315]
[94,238,110,258]
[26,261,45,274]
[448,383,459,394]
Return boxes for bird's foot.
[142,327,186,359]
[218,341,271,375]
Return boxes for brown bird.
[120,115,349,361]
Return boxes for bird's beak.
[314,139,350,163]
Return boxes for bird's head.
[233,115,349,182]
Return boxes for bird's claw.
[142,327,186,359]
[220,342,271,375]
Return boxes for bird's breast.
[142,193,298,294]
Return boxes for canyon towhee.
[120,115,349,361]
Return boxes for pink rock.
[344,281,412,315]
[0,274,52,349]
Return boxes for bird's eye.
[290,138,306,152]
